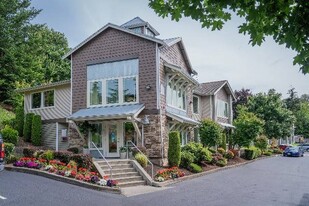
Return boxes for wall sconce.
[189,101,193,104]
[142,115,150,125]
[145,84,151,90]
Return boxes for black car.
[283,146,304,157]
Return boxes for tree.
[23,113,34,142]
[14,106,24,137]
[168,131,181,167]
[295,102,309,138]
[233,88,252,119]
[284,88,301,113]
[232,106,264,148]
[31,114,42,146]
[254,135,268,152]
[149,0,309,74]
[199,119,223,147]
[247,89,295,139]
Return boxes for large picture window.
[32,93,41,109]
[44,90,54,107]
[217,100,228,117]
[193,96,199,114]
[87,59,138,106]
[166,80,186,110]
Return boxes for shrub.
[131,146,147,157]
[230,149,239,157]
[23,147,36,157]
[211,153,224,165]
[15,106,24,137]
[67,147,79,154]
[180,151,195,168]
[31,115,42,146]
[168,131,181,167]
[224,150,235,159]
[208,148,216,153]
[1,125,19,145]
[244,147,261,160]
[272,148,283,154]
[70,154,93,170]
[216,158,228,167]
[33,150,45,158]
[4,143,14,158]
[217,147,226,155]
[135,153,148,168]
[0,107,15,130]
[41,150,54,161]
[220,133,227,151]
[53,151,73,164]
[23,113,34,142]
[200,147,213,163]
[5,154,19,164]
[254,135,268,152]
[199,119,223,147]
[188,163,202,173]
[264,151,272,156]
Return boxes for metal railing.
[126,140,154,179]
[91,141,113,180]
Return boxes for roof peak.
[120,17,160,36]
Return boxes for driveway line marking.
[0,195,7,200]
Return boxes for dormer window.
[130,27,142,34]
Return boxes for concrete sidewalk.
[121,185,171,197]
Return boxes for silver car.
[300,143,309,152]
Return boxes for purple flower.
[91,175,99,183]
[25,161,39,168]
[13,161,25,167]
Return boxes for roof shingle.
[195,80,227,96]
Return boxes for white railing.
[127,140,154,179]
[91,141,113,180]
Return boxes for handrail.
[127,140,154,179]
[91,141,113,180]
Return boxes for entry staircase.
[95,159,147,187]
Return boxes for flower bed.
[13,157,118,187]
[154,167,185,182]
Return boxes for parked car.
[0,134,4,171]
[279,144,292,151]
[299,143,309,152]
[283,146,304,157]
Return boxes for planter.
[128,151,133,158]
[120,152,127,159]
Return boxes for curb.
[152,155,276,187]
[5,165,121,194]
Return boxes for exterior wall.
[71,28,157,113]
[24,84,71,121]
[201,96,212,120]
[42,123,69,150]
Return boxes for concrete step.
[96,160,131,166]
[112,172,139,178]
[103,168,136,174]
[118,180,146,188]
[101,164,133,170]
[114,176,143,183]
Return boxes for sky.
[31,0,308,97]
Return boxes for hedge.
[23,113,34,142]
[31,115,42,146]
[1,125,19,145]
[168,131,181,167]
[15,106,24,137]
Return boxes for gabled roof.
[195,80,236,100]
[162,37,197,75]
[63,23,164,59]
[121,17,160,36]
[16,80,71,93]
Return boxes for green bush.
[31,115,42,146]
[70,154,94,170]
[188,163,202,173]
[135,153,148,168]
[208,148,216,153]
[15,106,24,137]
[199,119,223,147]
[41,150,54,161]
[254,135,268,152]
[199,147,213,163]
[4,142,14,158]
[217,147,226,155]
[23,113,34,142]
[220,133,227,151]
[67,147,79,154]
[0,107,15,130]
[168,131,181,167]
[5,154,19,164]
[244,147,262,160]
[264,151,272,156]
[23,147,36,157]
[224,150,235,159]
[272,148,283,154]
[180,151,195,168]
[216,158,228,167]
[181,142,212,163]
[1,125,19,145]
[53,151,73,164]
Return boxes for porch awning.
[68,104,145,121]
[219,122,235,129]
[166,111,199,125]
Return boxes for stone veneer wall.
[68,122,85,151]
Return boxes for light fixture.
[145,84,151,90]
[142,115,150,125]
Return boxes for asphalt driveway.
[1,155,309,206]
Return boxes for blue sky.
[31,0,308,97]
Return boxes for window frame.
[217,99,229,118]
[30,89,55,110]
[192,95,200,114]
[165,78,187,111]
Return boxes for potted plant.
[128,147,133,158]
[119,147,127,159]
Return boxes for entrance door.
[105,123,122,157]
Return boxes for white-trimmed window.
[87,59,138,107]
[31,90,54,109]
[217,100,228,117]
[192,95,199,114]
[166,79,186,110]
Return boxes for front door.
[105,123,122,157]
